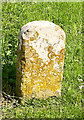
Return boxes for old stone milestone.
[16,21,66,99]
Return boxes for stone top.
[19,21,66,63]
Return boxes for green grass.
[1,2,83,119]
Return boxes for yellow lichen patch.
[58,49,65,64]
[60,48,65,55]
[23,39,29,43]
[36,86,40,92]
[17,47,64,97]
[47,45,53,52]
[55,25,62,31]
[61,34,64,40]
[36,31,39,36]
[45,38,48,41]
[30,31,39,41]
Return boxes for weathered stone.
[16,21,66,99]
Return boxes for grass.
[1,1,83,119]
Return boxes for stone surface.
[16,21,66,99]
